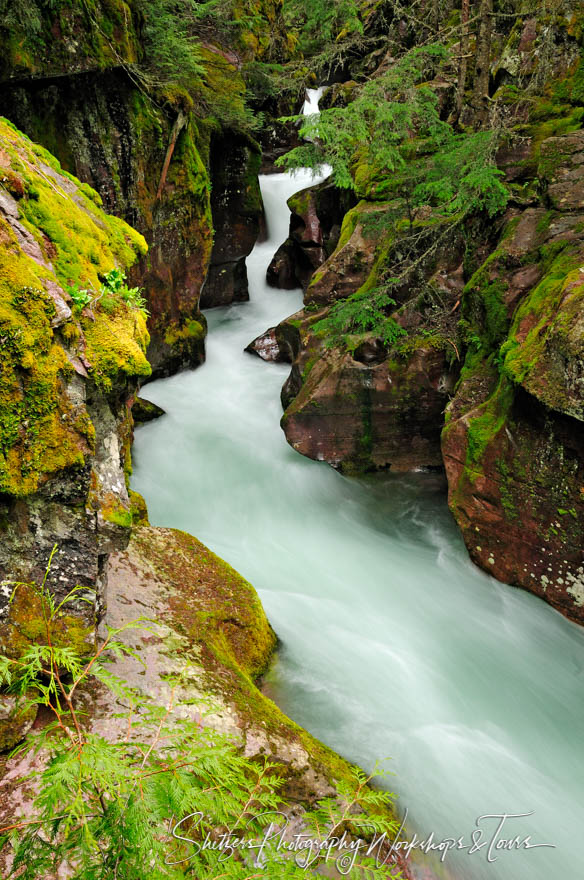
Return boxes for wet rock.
[282,344,455,472]
[132,397,166,423]
[201,132,264,309]
[245,327,288,362]
[267,181,357,292]
[352,337,388,364]
[266,238,299,289]
[443,380,584,624]
[304,201,386,306]
[442,134,584,621]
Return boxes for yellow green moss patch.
[83,308,151,392]
[0,582,95,663]
[0,118,151,495]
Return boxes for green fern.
[0,548,404,880]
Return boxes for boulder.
[132,396,166,424]
[244,327,288,362]
[267,181,357,292]
[282,343,456,472]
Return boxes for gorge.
[1,1,584,879]
[132,142,584,880]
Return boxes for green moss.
[462,248,510,352]
[335,202,362,250]
[0,118,150,495]
[130,526,368,793]
[528,107,584,169]
[83,307,151,392]
[396,332,451,359]
[502,246,581,394]
[101,491,133,528]
[133,527,276,681]
[164,318,205,347]
[0,0,140,81]
[0,583,95,663]
[129,489,150,526]
[496,458,519,520]
[287,187,311,218]
[465,377,514,468]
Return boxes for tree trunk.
[456,0,471,120]
[156,111,186,201]
[473,0,493,126]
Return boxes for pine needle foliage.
[0,548,404,880]
[284,0,363,57]
[277,45,509,219]
[134,0,206,89]
[313,289,406,350]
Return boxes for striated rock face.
[0,119,150,655]
[201,131,264,307]
[442,130,584,623]
[282,335,455,472]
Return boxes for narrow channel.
[132,95,584,880]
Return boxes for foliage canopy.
[277,45,509,220]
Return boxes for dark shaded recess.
[201,128,264,308]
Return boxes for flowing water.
[132,91,584,880]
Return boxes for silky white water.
[132,93,584,880]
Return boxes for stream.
[132,93,584,880]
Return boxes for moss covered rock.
[267,180,357,291]
[443,131,584,623]
[282,338,455,473]
[0,695,36,753]
[0,118,150,645]
[100,526,378,799]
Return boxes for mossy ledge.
[102,526,396,801]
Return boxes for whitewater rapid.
[132,91,584,880]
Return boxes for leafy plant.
[101,268,149,315]
[65,270,148,317]
[65,284,94,310]
[0,549,404,880]
[313,288,407,350]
